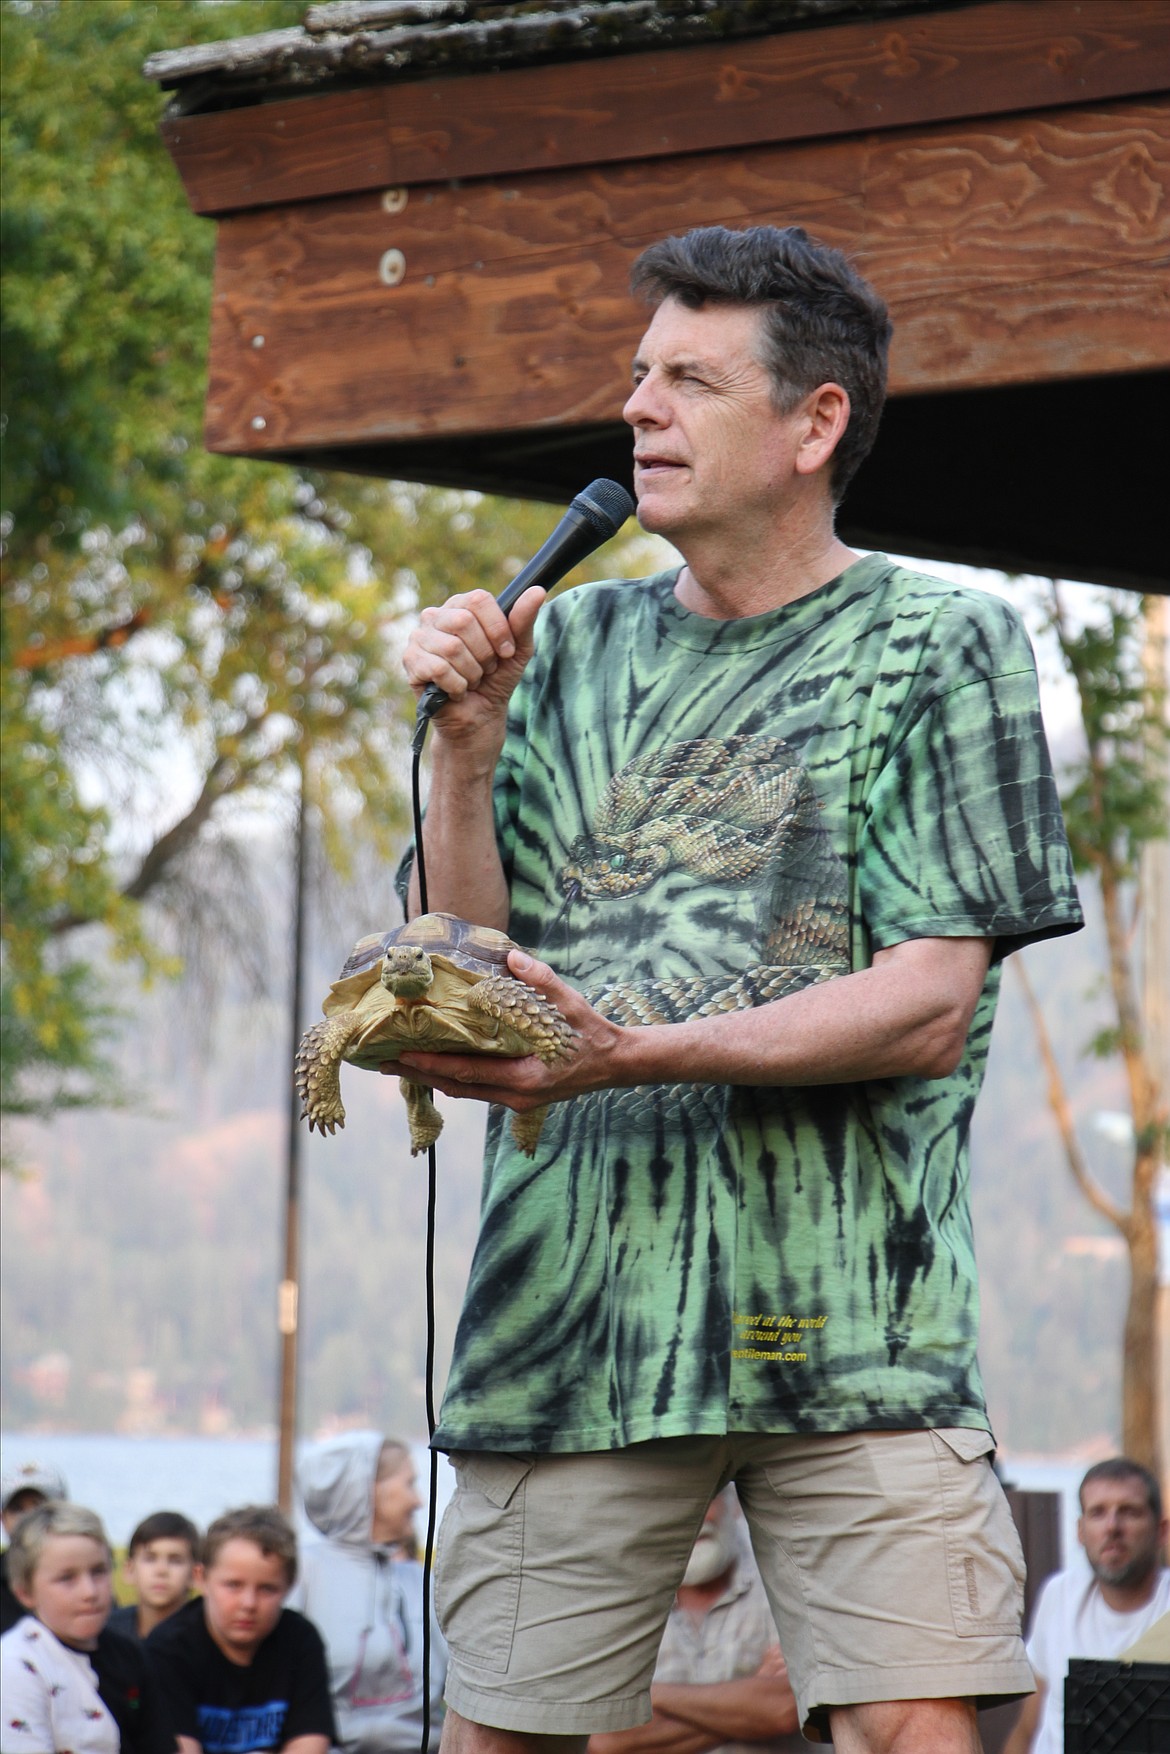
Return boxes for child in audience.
[292,1432,446,1751]
[145,1503,336,1754]
[0,1501,169,1753]
[0,1460,69,1634]
[109,1510,200,1641]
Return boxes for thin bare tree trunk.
[1011,956,1124,1233]
[1124,1149,1160,1469]
[1140,593,1170,1493]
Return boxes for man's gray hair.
[630,224,892,502]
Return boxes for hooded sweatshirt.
[290,1432,445,1753]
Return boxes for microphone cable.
[410,731,440,1754]
[404,479,633,1754]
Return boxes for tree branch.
[119,752,240,905]
[49,712,276,931]
[1011,953,1129,1235]
[14,607,151,669]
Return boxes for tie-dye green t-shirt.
[424,554,1082,1453]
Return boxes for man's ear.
[794,382,850,478]
[193,1562,206,1592]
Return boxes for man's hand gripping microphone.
[411,478,634,751]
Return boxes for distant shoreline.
[0,1430,453,1547]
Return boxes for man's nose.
[623,374,664,428]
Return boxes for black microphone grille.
[572,478,636,538]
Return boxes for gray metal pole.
[278,764,308,1512]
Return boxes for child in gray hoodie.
[291,1433,446,1752]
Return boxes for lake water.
[2,1432,1086,1566]
[0,1431,455,1549]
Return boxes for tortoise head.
[381,945,435,998]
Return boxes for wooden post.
[277,765,308,1512]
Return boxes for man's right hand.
[402,585,546,925]
[404,585,546,751]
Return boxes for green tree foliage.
[1,0,634,1119]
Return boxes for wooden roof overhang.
[149,0,1170,591]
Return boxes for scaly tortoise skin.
[295,912,576,1156]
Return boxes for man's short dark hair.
[127,1510,201,1561]
[630,224,892,501]
[1080,1456,1162,1521]
[203,1505,297,1587]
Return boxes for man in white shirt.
[1004,1457,1170,1754]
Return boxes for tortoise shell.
[337,911,515,984]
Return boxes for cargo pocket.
[434,1451,535,1674]
[931,1428,1025,1637]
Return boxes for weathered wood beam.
[161,1,1170,215]
[145,28,308,85]
[202,99,1170,455]
[146,1,954,98]
[302,2,470,32]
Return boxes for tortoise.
[294,911,576,1157]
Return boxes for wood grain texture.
[203,99,1170,455]
[163,1,1170,215]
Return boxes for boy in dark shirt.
[109,1510,200,1642]
[146,1504,336,1754]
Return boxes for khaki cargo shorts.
[433,1429,1032,1741]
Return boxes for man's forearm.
[651,1674,799,1741]
[402,581,544,927]
[406,740,510,926]
[612,936,993,1090]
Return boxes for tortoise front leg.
[470,974,576,1061]
[295,1016,360,1133]
[401,1077,444,1156]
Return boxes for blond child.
[0,1501,168,1753]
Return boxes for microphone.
[413,478,634,736]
